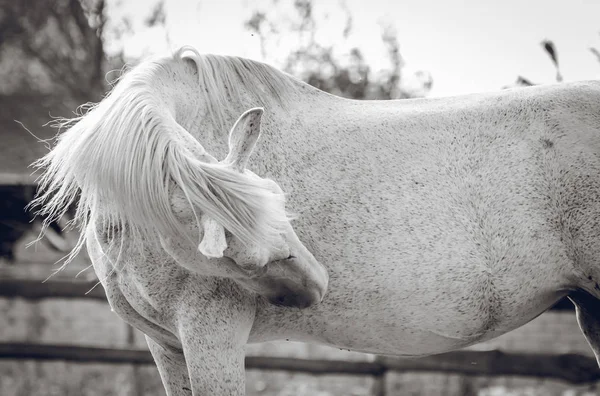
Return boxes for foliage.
[0,0,115,261]
[101,0,167,61]
[245,0,432,100]
[512,35,600,88]
[0,0,108,101]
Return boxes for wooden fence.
[0,342,599,384]
[0,277,599,385]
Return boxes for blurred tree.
[101,0,168,62]
[0,0,116,262]
[511,35,599,88]
[591,46,600,64]
[542,39,563,83]
[245,0,432,99]
[0,0,167,263]
[0,0,167,100]
[0,0,110,101]
[587,33,600,67]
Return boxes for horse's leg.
[146,336,193,396]
[175,290,253,395]
[569,291,600,366]
[178,331,246,395]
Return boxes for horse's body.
[35,48,600,394]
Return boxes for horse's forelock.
[31,53,292,269]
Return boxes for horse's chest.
[87,230,185,349]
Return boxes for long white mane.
[31,47,300,264]
[176,46,299,131]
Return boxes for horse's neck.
[184,86,409,230]
[188,87,346,171]
[250,94,401,184]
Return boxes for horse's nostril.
[269,293,314,309]
[287,255,296,260]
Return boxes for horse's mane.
[175,46,299,132]
[31,47,296,265]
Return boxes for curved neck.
[182,73,344,180]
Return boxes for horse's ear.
[224,107,264,172]
[198,108,264,258]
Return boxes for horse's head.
[32,49,327,310]
[183,108,328,309]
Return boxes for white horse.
[33,46,600,395]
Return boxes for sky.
[109,0,600,98]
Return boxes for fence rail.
[1,277,599,384]
[0,172,37,186]
[0,278,106,301]
[0,343,598,384]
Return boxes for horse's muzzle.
[268,288,322,309]
[264,256,326,309]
